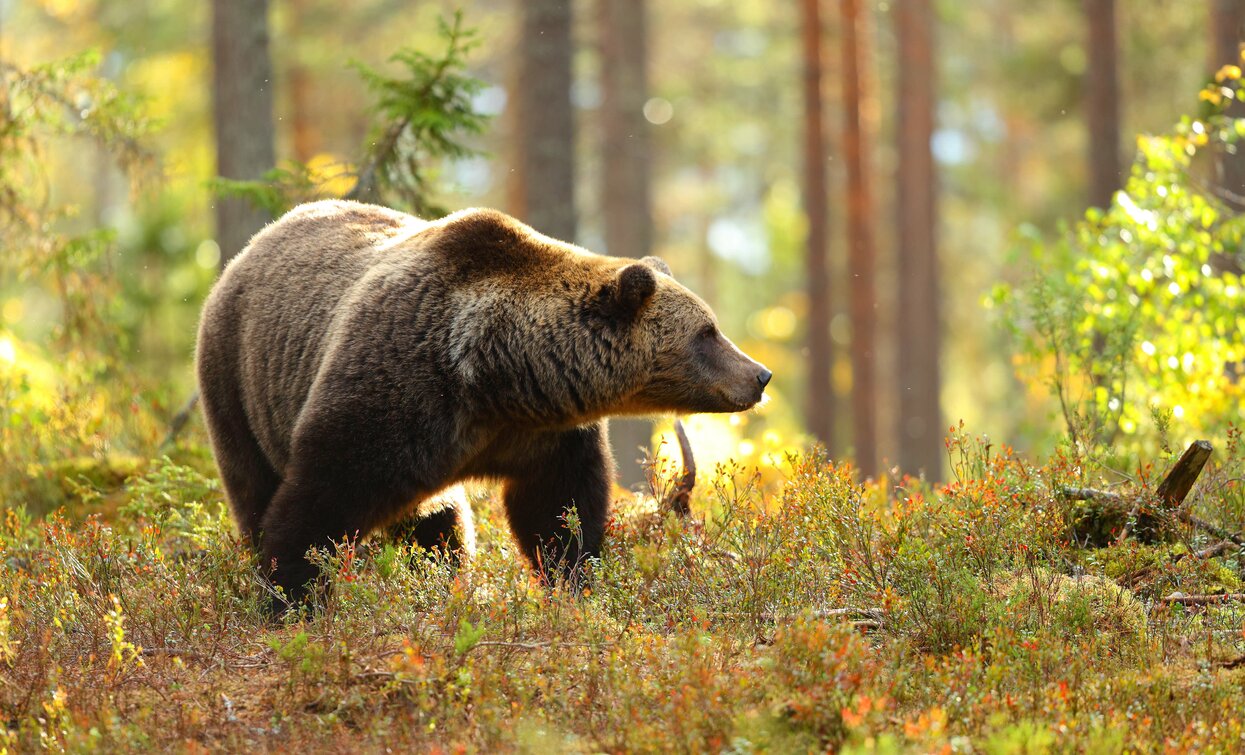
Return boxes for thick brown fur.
[196,200,770,605]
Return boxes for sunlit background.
[1,0,1236,491]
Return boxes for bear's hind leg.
[502,424,612,584]
[387,486,477,561]
[198,372,281,548]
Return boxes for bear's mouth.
[718,388,767,413]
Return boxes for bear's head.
[595,256,772,416]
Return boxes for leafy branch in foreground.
[0,50,159,511]
[212,11,487,218]
[1,51,155,280]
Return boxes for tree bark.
[1211,0,1245,208]
[802,0,834,450]
[211,0,276,267]
[599,0,654,488]
[840,0,878,477]
[287,0,317,163]
[1084,0,1121,209]
[1211,0,1245,82]
[515,0,576,242]
[894,0,941,480]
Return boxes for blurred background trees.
[2,0,1244,509]
[211,0,275,267]
[894,0,941,479]
[801,0,833,458]
[599,0,656,487]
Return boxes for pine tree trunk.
[1212,0,1245,69]
[1212,0,1245,208]
[1084,0,1120,209]
[287,0,317,163]
[895,0,942,480]
[515,0,576,242]
[600,0,654,488]
[697,162,717,308]
[211,0,276,267]
[802,0,834,451]
[840,0,878,477]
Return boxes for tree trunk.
[600,0,654,488]
[515,0,576,242]
[1212,0,1245,69]
[211,0,276,268]
[287,0,317,163]
[697,162,717,308]
[894,0,941,479]
[802,0,834,450]
[1212,0,1245,208]
[1084,0,1121,209]
[840,0,878,477]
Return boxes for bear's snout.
[721,347,770,411]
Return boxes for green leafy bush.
[996,69,1245,455]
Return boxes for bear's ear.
[605,263,657,321]
[640,255,673,277]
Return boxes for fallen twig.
[473,640,552,651]
[1115,496,1145,547]
[758,606,885,623]
[140,646,212,661]
[139,646,267,668]
[1215,654,1245,669]
[1192,540,1241,560]
[1158,592,1245,606]
[1181,511,1245,547]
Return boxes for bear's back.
[202,201,432,471]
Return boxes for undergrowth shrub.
[3,438,1245,750]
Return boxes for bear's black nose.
[757,368,772,389]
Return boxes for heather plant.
[3,436,1245,750]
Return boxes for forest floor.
[3,430,1245,753]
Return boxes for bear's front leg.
[502,423,613,584]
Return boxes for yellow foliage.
[307,153,357,197]
[125,51,206,124]
[1215,64,1243,83]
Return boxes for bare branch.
[663,418,696,518]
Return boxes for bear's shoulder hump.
[427,208,554,273]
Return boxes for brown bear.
[196,200,770,605]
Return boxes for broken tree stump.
[1060,440,1225,546]
[1155,439,1214,508]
